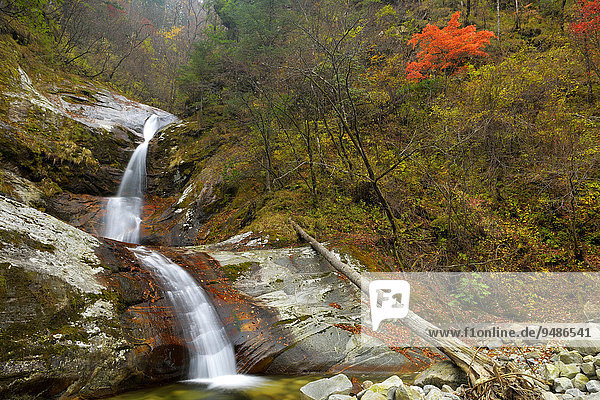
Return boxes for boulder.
[370,376,403,394]
[564,388,585,400]
[330,395,354,400]
[414,361,468,388]
[587,380,600,393]
[543,364,560,382]
[554,377,574,393]
[300,374,353,400]
[424,388,444,400]
[394,384,424,400]
[560,363,581,379]
[361,391,388,400]
[571,373,589,391]
[582,362,596,377]
[541,393,559,400]
[559,351,583,365]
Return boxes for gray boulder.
[582,362,596,377]
[414,361,467,388]
[587,380,600,393]
[560,363,581,379]
[362,391,388,400]
[330,395,354,400]
[564,388,585,400]
[571,373,589,391]
[424,388,444,400]
[300,374,353,400]
[555,377,574,393]
[542,392,559,400]
[394,384,424,400]
[559,351,583,365]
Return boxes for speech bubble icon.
[369,279,411,331]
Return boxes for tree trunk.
[497,0,501,39]
[289,218,544,393]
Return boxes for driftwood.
[290,218,545,398]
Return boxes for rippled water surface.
[108,376,318,400]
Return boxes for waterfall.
[103,113,245,385]
[104,114,161,243]
[133,247,237,379]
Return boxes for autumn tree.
[571,0,600,101]
[406,12,494,83]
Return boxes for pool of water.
[107,376,321,400]
[107,374,416,400]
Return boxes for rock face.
[0,196,281,398]
[208,247,425,375]
[0,196,131,399]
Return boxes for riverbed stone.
[370,376,403,394]
[414,361,467,388]
[394,384,424,400]
[571,373,589,391]
[555,377,575,393]
[542,392,559,400]
[362,390,388,400]
[330,395,353,400]
[560,351,583,365]
[300,374,353,400]
[525,350,542,359]
[587,380,600,393]
[565,388,585,399]
[423,385,437,396]
[424,388,444,400]
[560,363,581,379]
[544,364,561,382]
[582,362,596,377]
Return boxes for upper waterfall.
[104,114,161,243]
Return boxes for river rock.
[587,380,600,393]
[544,364,561,382]
[583,362,596,377]
[300,374,353,400]
[362,391,388,400]
[542,392,559,400]
[572,342,600,356]
[394,384,424,400]
[330,395,354,400]
[370,376,403,394]
[560,351,584,365]
[414,361,467,388]
[424,388,444,400]
[560,363,581,379]
[525,350,542,359]
[571,373,589,391]
[555,377,575,393]
[565,388,585,399]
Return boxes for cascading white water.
[132,247,237,379]
[103,113,252,385]
[104,114,161,243]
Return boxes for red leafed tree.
[571,0,600,101]
[406,12,495,82]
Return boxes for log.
[289,218,497,384]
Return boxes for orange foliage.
[406,12,495,81]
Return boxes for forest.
[1,0,600,398]
[3,0,600,273]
